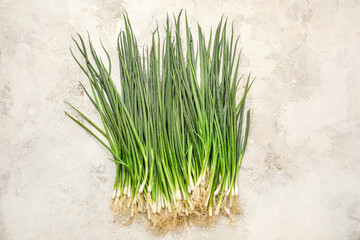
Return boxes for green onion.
[66,11,253,233]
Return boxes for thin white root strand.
[224,206,230,215]
[215,203,221,215]
[114,197,119,208]
[188,201,194,210]
[138,199,144,211]
[130,204,134,217]
[147,206,151,219]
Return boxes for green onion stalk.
[65,11,253,233]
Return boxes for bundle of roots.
[110,176,242,234]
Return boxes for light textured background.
[1,0,360,239]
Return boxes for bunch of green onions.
[66,11,253,232]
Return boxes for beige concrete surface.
[1,0,360,239]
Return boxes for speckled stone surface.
[1,0,360,239]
